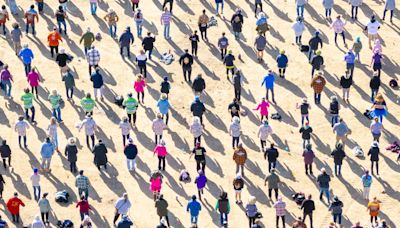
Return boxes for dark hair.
[79,170,84,175]
[1,140,6,145]
[1,5,5,10]
[30,5,35,9]
[81,195,85,200]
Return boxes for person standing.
[296,0,307,18]
[232,71,243,102]
[364,15,381,49]
[56,48,70,76]
[273,196,286,228]
[303,144,315,175]
[370,50,383,77]
[62,69,75,101]
[230,9,244,40]
[80,28,95,55]
[198,10,209,40]
[258,120,272,152]
[344,49,356,77]
[229,116,241,149]
[160,8,171,39]
[301,195,315,228]
[323,0,334,19]
[371,93,387,123]
[190,96,206,125]
[369,72,380,102]
[233,143,247,176]
[0,64,13,98]
[264,143,279,172]
[120,117,133,145]
[155,194,170,227]
[187,195,201,226]
[190,117,203,147]
[11,23,23,55]
[75,170,90,200]
[310,51,324,77]
[310,71,326,104]
[233,173,244,204]
[329,196,344,226]
[317,168,331,204]
[276,50,288,78]
[383,0,395,22]
[30,168,41,201]
[331,15,347,46]
[134,9,144,37]
[308,31,323,60]
[55,6,67,34]
[14,116,29,148]
[190,142,207,172]
[331,143,346,176]
[48,89,62,122]
[195,170,207,200]
[215,191,230,227]
[367,197,380,225]
[131,0,140,11]
[76,197,91,220]
[152,113,167,145]
[352,36,362,62]
[160,76,171,98]
[254,98,270,122]
[0,6,9,35]
[292,17,305,45]
[87,46,100,75]
[19,44,34,75]
[80,93,96,116]
[215,0,224,15]
[370,117,383,142]
[119,26,134,58]
[40,137,55,172]
[299,122,313,149]
[254,33,267,63]
[142,32,155,60]
[192,74,206,97]
[79,114,97,148]
[157,93,170,125]
[124,138,137,171]
[297,98,311,125]
[245,197,258,228]
[90,67,104,101]
[6,192,25,223]
[123,93,139,127]
[223,50,235,79]
[92,139,108,170]
[179,49,194,82]
[65,137,78,173]
[189,31,200,57]
[104,8,119,38]
[154,140,168,171]
[333,118,350,146]
[228,98,240,118]
[24,5,39,35]
[264,168,281,201]
[38,193,50,225]
[150,172,163,201]
[368,141,380,175]
[329,95,340,127]
[113,193,132,225]
[340,71,352,102]
[136,51,148,78]
[0,140,11,168]
[218,32,229,59]
[361,170,372,200]
[261,70,276,103]
[89,0,97,15]
[350,0,361,20]
[117,215,133,228]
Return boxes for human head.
[14,192,18,197]
[161,93,167,100]
[43,193,48,198]
[331,95,338,102]
[1,140,6,145]
[316,50,321,55]
[108,8,114,13]
[373,117,379,123]
[160,139,166,146]
[375,93,384,102]
[232,116,240,124]
[18,115,24,121]
[60,48,65,54]
[193,116,200,124]
[30,4,35,9]
[50,117,57,125]
[280,49,285,54]
[248,196,256,205]
[24,87,30,93]
[45,137,51,143]
[79,170,84,175]
[321,168,326,173]
[371,141,379,148]
[157,113,163,119]
[194,96,200,102]
[85,92,91,99]
[33,167,38,174]
[314,31,320,37]
[58,5,63,11]
[202,9,206,14]
[270,143,275,148]
[192,195,197,200]
[51,89,58,96]
[68,137,76,145]
[128,138,133,144]
[123,193,128,199]
[356,36,360,42]
[220,191,227,199]
[184,49,189,53]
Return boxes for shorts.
[234,190,242,193]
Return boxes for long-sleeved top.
[87,48,100,66]
[273,200,286,216]
[191,100,206,116]
[254,101,270,116]
[187,200,201,216]
[152,118,166,135]
[40,142,55,158]
[38,198,50,213]
[75,175,90,189]
[192,77,206,92]
[80,32,95,48]
[119,29,134,46]
[258,124,272,140]
[229,122,241,137]
[115,198,132,214]
[154,145,168,157]
[309,36,323,50]
[261,73,275,89]
[160,11,171,25]
[331,19,346,33]
[310,75,326,93]
[124,144,138,159]
[90,72,104,88]
[157,99,170,115]
[80,118,97,136]
[0,69,13,81]
[135,54,147,67]
[19,48,34,64]
[292,21,305,36]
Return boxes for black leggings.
[199,26,207,40]
[192,44,198,56]
[232,137,239,148]
[255,3,262,15]
[31,86,38,97]
[50,46,59,58]
[162,113,169,125]
[371,215,378,223]
[220,48,226,59]
[160,215,170,227]
[122,134,130,146]
[296,35,302,44]
[278,68,286,76]
[371,161,379,175]
[334,32,346,44]
[158,156,166,170]
[128,113,137,124]
[70,161,77,173]
[276,216,285,227]
[260,140,266,151]
[226,68,234,76]
[41,212,49,222]
[2,157,10,168]
[86,135,95,148]
[305,163,313,174]
[248,216,256,228]
[137,92,144,102]
[383,9,394,20]
[268,188,279,200]
[155,134,163,145]
[194,136,201,146]
[139,65,147,78]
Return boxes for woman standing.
[119,116,133,146]
[152,113,167,145]
[383,0,396,22]
[27,68,41,98]
[297,97,311,125]
[370,50,383,77]
[245,197,258,228]
[371,93,388,123]
[330,15,347,46]
[368,141,380,175]
[133,9,143,37]
[367,197,380,225]
[229,116,241,149]
[292,17,305,44]
[190,116,203,147]
[340,71,352,102]
[257,120,273,152]
[30,168,41,201]
[0,64,13,98]
[134,74,146,104]
[299,122,313,149]
[76,195,91,220]
[254,97,270,121]
[150,171,163,201]
[157,93,170,125]
[328,196,344,226]
[153,140,168,171]
[65,137,78,173]
[323,0,334,19]
[47,117,60,152]
[273,196,286,228]
[195,170,207,201]
[38,193,50,224]
[0,140,11,169]
[352,36,363,62]
[302,144,315,175]
[233,173,244,204]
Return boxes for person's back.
[265,147,278,162]
[192,77,205,92]
[301,199,315,214]
[116,216,133,228]
[187,199,201,216]
[317,173,330,188]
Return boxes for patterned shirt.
[160,11,171,25]
[87,48,100,66]
[75,175,90,189]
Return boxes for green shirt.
[80,32,95,48]
[21,92,34,109]
[123,97,138,114]
[48,95,61,109]
[80,98,95,112]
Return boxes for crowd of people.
[0,0,398,227]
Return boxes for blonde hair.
[51,89,58,96]
[161,93,167,100]
[248,196,256,205]
[375,93,384,102]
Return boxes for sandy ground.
[0,0,400,227]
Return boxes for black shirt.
[189,34,200,45]
[192,147,206,161]
[56,10,66,22]
[56,53,69,67]
[142,36,155,50]
[228,102,240,116]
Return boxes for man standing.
[264,168,281,201]
[18,44,34,75]
[308,31,323,60]
[124,138,137,171]
[364,15,381,49]
[254,33,267,62]
[142,32,156,60]
[113,193,132,225]
[310,71,326,104]
[104,8,119,38]
[160,8,171,39]
[21,88,35,123]
[344,49,356,77]
[123,93,139,126]
[192,74,206,97]
[79,114,97,148]
[187,195,201,226]
[223,50,235,79]
[6,193,25,223]
[40,137,55,172]
[87,46,100,75]
[11,23,23,55]
[75,170,90,199]
[24,5,39,35]
[179,49,194,82]
[80,28,95,55]
[261,69,275,103]
[90,67,104,101]
[155,194,170,227]
[198,10,209,40]
[56,48,70,76]
[189,31,200,57]
[310,50,324,77]
[264,143,279,172]
[190,142,207,173]
[317,168,331,204]
[232,70,243,102]
[190,96,206,125]
[119,26,134,58]
[92,139,108,170]
[218,32,229,60]
[301,194,315,228]
[333,118,350,146]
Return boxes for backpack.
[114,95,124,107]
[208,16,218,27]
[271,113,282,120]
[55,190,70,203]
[160,52,174,65]
[363,109,373,120]
[389,79,398,88]
[179,169,191,182]
[292,192,305,205]
[161,82,170,93]
[57,220,74,228]
[300,45,309,52]
[352,146,364,157]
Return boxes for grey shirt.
[333,122,349,137]
[255,35,267,51]
[38,198,50,213]
[11,28,22,42]
[218,37,229,49]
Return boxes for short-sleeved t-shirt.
[367,21,381,34]
[372,54,382,64]
[370,122,382,135]
[192,147,206,161]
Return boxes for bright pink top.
[134,80,146,93]
[154,145,168,157]
[254,101,270,116]
[27,72,40,87]
[150,177,162,192]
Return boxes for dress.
[150,176,162,192]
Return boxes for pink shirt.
[134,80,146,93]
[154,145,168,157]
[150,177,162,192]
[331,19,346,33]
[27,71,40,87]
[254,101,270,116]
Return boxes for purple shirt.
[372,53,382,64]
[195,174,207,189]
[0,69,12,81]
[302,150,315,164]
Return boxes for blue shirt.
[40,142,55,158]
[256,17,267,26]
[90,72,104,88]
[157,99,170,114]
[276,54,288,68]
[261,73,275,89]
[187,200,202,216]
[344,52,355,64]
[19,48,34,64]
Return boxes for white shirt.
[115,198,132,214]
[15,120,29,136]
[119,121,132,136]
[30,174,41,187]
[367,21,381,34]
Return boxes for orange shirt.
[367,201,380,216]
[47,31,62,47]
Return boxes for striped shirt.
[160,11,171,25]
[86,48,100,66]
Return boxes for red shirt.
[6,197,25,215]
[76,200,91,213]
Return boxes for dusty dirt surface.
[0,0,399,227]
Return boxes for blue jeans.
[66,87,74,99]
[301,115,309,126]
[90,2,97,14]
[220,213,228,226]
[371,89,378,102]
[37,2,44,12]
[234,31,240,39]
[57,20,67,33]
[319,187,330,203]
[190,215,198,224]
[52,107,62,122]
[266,87,275,101]
[216,2,224,14]
[297,5,305,17]
[109,24,117,38]
[25,23,35,35]
[333,213,342,225]
[3,80,11,97]
[331,114,338,127]
[314,93,321,104]
[25,106,35,121]
[136,22,143,37]
[33,186,41,201]
[164,24,170,38]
